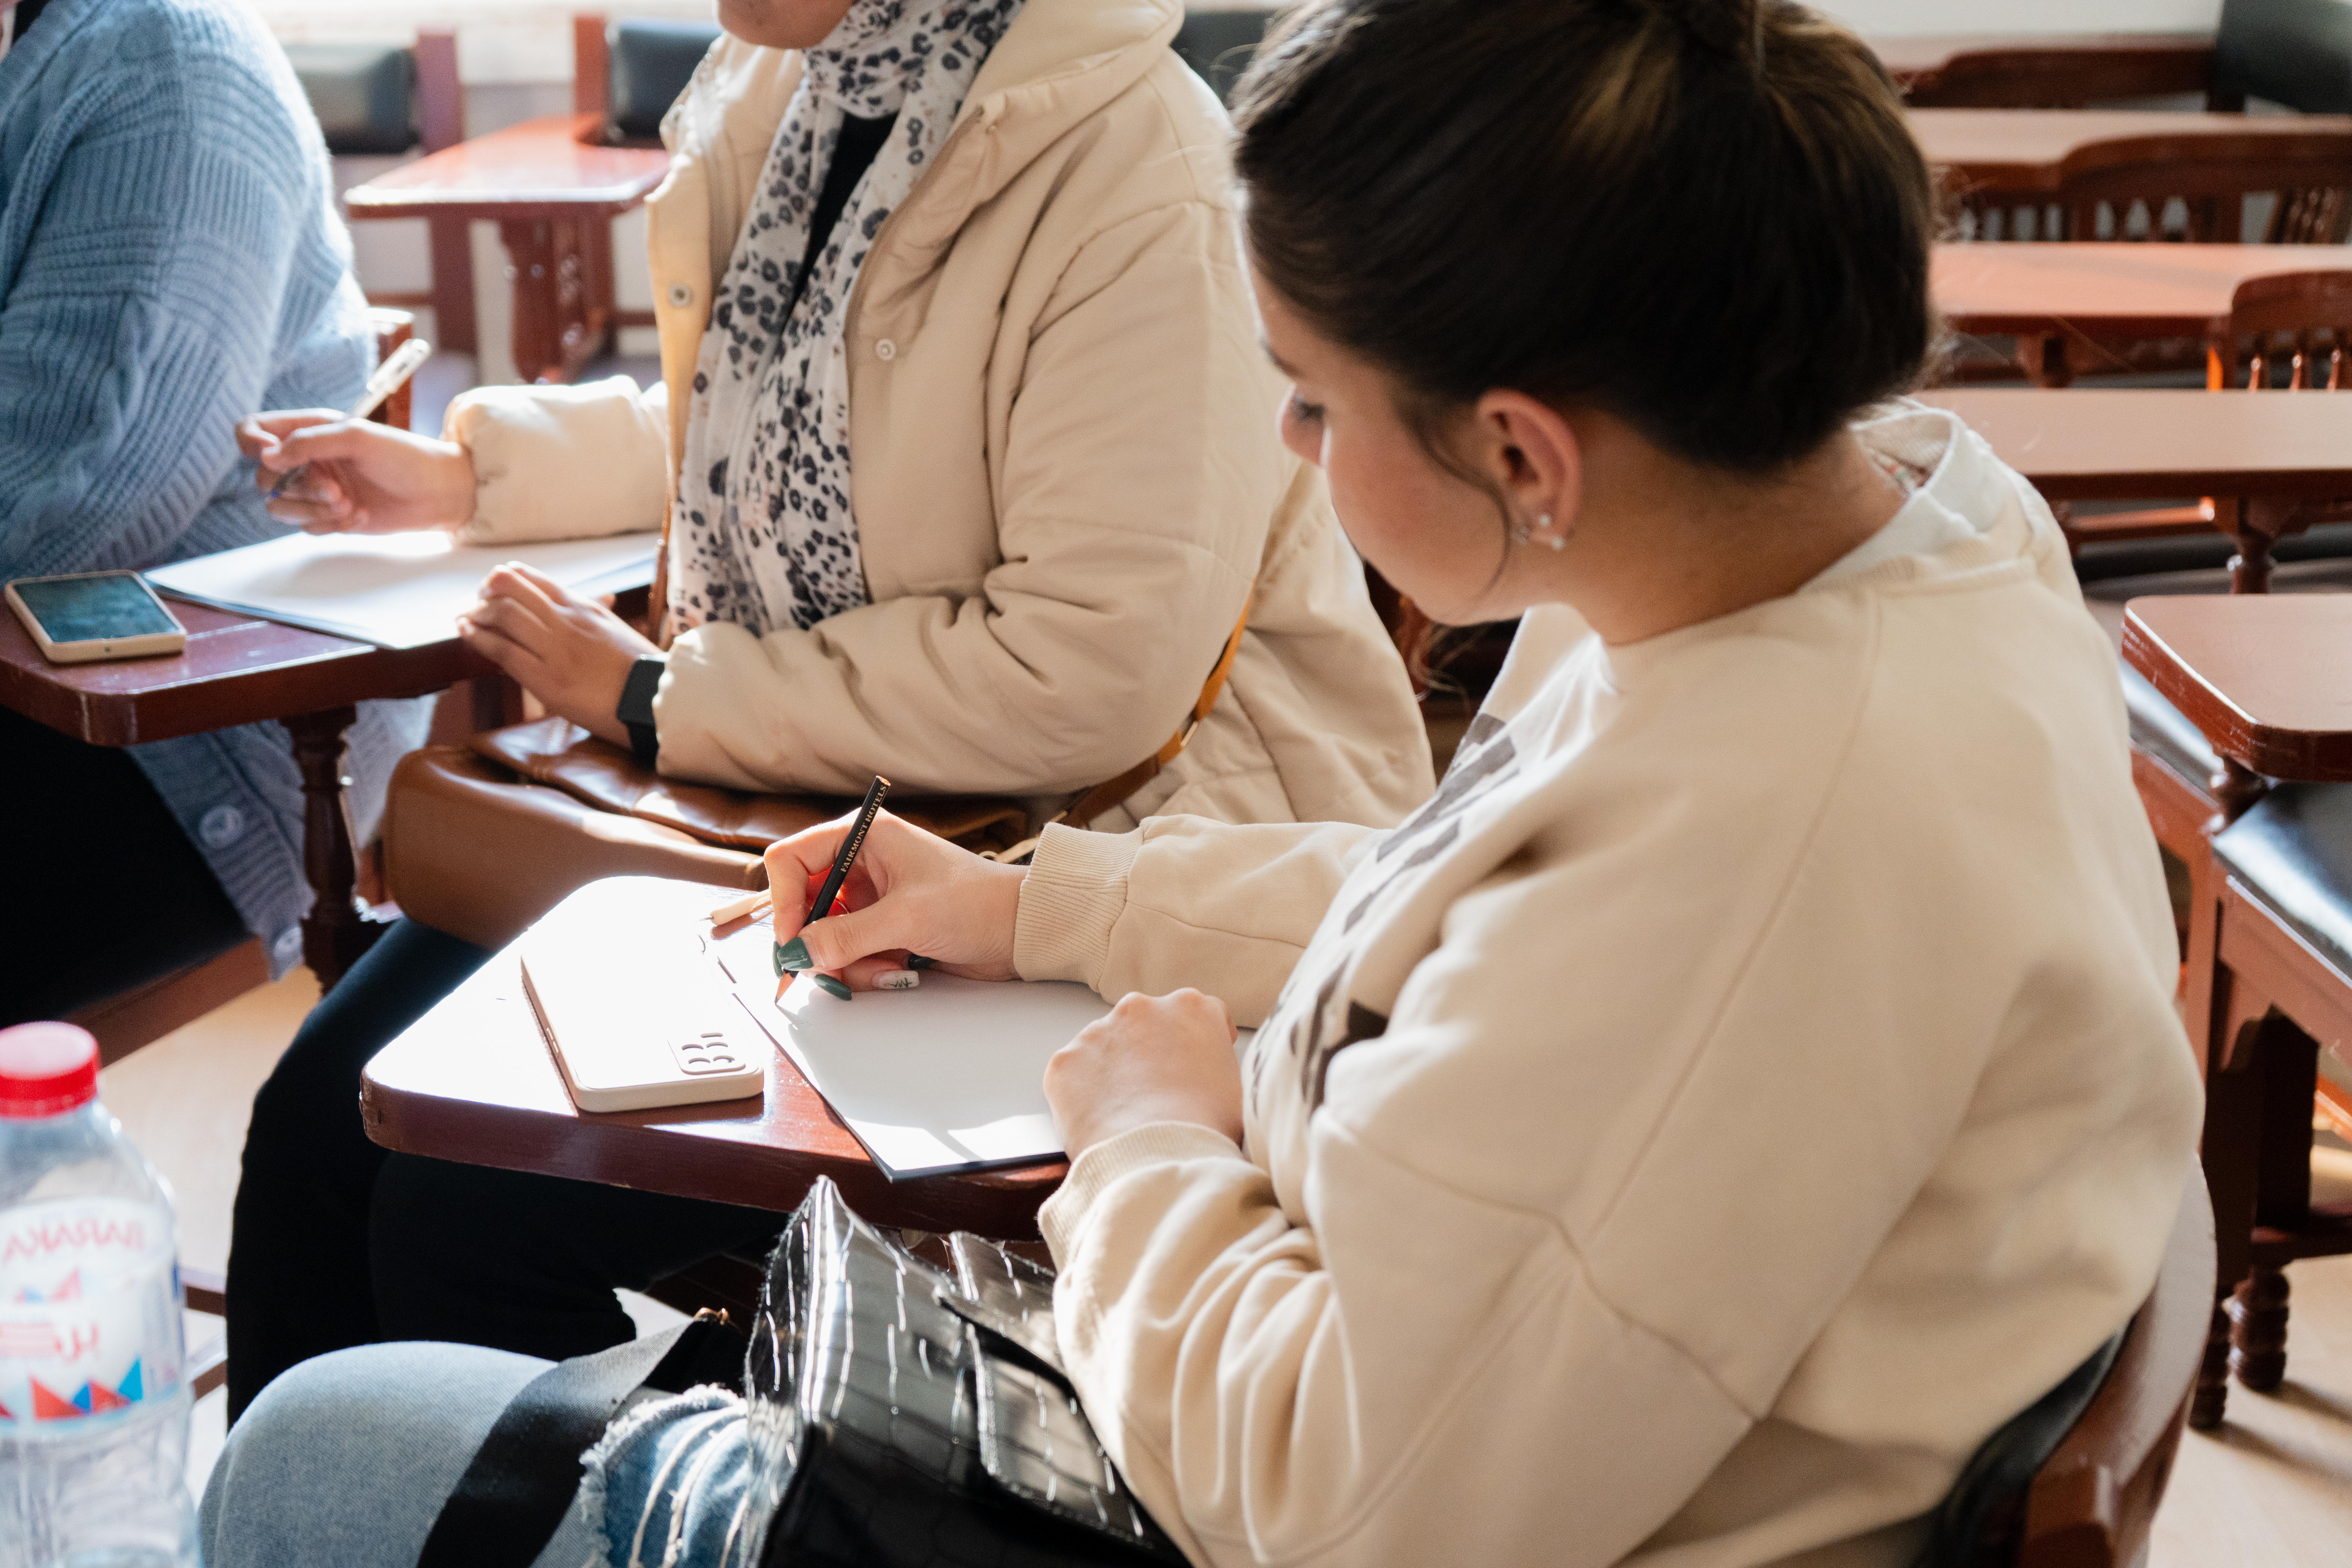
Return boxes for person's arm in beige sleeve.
[654,201,1284,796]
[444,375,672,545]
[1015,814,1386,1026]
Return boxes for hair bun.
[1650,0,1767,74]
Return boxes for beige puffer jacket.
[442,0,1433,831]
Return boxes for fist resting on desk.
[765,812,1247,1160]
[457,563,657,748]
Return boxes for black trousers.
[225,918,783,1419]
[0,707,248,1027]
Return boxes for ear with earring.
[1511,511,1568,551]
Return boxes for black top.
[11,0,52,44]
[799,113,897,295]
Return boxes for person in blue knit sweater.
[0,0,428,1022]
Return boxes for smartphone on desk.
[5,571,188,664]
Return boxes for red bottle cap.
[0,1023,101,1117]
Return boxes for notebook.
[144,529,658,650]
[710,915,1109,1181]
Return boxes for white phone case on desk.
[518,885,767,1112]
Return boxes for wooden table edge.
[2117,600,2352,783]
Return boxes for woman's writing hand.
[235,412,475,534]
[457,563,657,745]
[1045,990,1244,1161]
[765,812,1026,992]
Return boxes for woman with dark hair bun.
[203,3,2200,1565]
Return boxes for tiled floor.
[96,973,2352,1553]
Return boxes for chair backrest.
[2058,130,2352,242]
[368,308,417,431]
[1914,1165,2213,1568]
[600,17,724,144]
[2014,1165,2214,1568]
[2207,270,2352,388]
[1173,8,1273,104]
[1902,42,2215,110]
[2216,0,2352,113]
[283,31,461,158]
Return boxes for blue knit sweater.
[0,0,429,974]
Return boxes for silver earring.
[1512,512,1567,551]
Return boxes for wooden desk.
[2122,595,2352,781]
[0,599,482,982]
[0,582,649,986]
[1936,241,2352,344]
[360,880,1065,1237]
[344,115,671,385]
[1909,109,2352,196]
[1878,33,2214,108]
[1924,388,2352,501]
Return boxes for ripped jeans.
[200,1342,753,1568]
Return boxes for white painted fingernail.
[874,970,920,991]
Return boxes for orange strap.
[986,586,1255,862]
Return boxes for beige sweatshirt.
[1013,404,2203,1568]
[434,0,1431,832]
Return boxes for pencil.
[776,775,891,1001]
[265,336,434,502]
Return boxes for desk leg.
[286,706,385,988]
[500,217,614,386]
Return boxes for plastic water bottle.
[0,1023,197,1568]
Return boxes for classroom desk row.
[347,104,2350,389]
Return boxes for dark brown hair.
[1231,0,1934,475]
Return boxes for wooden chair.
[1915,1166,2210,1566]
[2122,594,2352,1428]
[1959,128,2352,245]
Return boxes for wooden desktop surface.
[2123,596,2352,781]
[343,114,670,222]
[0,595,481,748]
[361,883,1067,1239]
[1910,109,2352,192]
[1933,243,2352,341]
[1921,389,2352,501]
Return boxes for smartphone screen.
[13,573,180,643]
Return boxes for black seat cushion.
[284,43,416,157]
[607,19,723,143]
[2122,660,2223,793]
[2218,0,2352,112]
[1173,9,1272,103]
[2215,781,2352,978]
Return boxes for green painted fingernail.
[814,974,852,1001]
[906,953,936,970]
[774,937,812,974]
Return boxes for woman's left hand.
[1045,990,1244,1162]
[457,562,659,747]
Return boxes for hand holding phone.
[5,572,188,664]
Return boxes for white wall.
[1818,0,2221,37]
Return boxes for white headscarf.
[671,0,1024,635]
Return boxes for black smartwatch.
[617,655,666,767]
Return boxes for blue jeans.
[200,1343,596,1568]
[201,1342,753,1568]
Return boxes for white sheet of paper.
[145,530,658,650]
[731,968,1107,1180]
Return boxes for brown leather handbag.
[383,593,1253,951]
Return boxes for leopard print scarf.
[671,0,1022,635]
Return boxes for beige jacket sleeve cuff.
[1038,1121,1250,1267]
[1013,823,1142,988]
[444,376,670,545]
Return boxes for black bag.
[420,1177,1187,1568]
